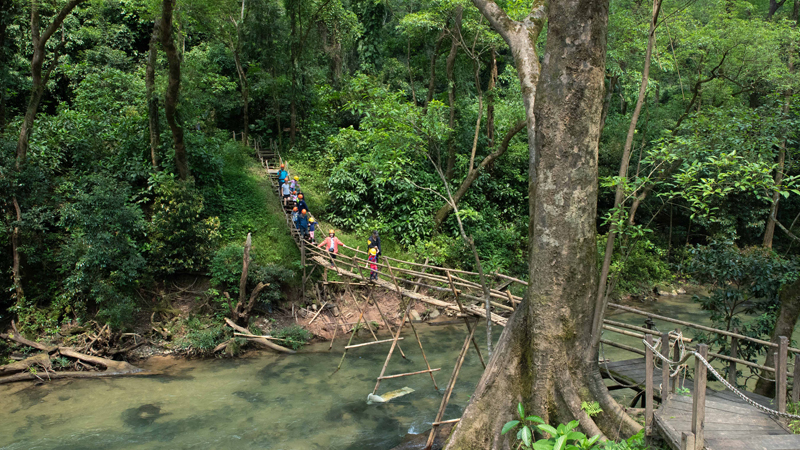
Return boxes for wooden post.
[672,335,681,394]
[681,432,695,450]
[301,239,307,303]
[692,344,708,450]
[793,353,800,404]
[777,335,789,413]
[384,256,439,391]
[373,299,415,395]
[728,329,738,387]
[645,334,654,437]
[446,271,486,369]
[425,320,477,450]
[354,258,406,358]
[661,332,671,397]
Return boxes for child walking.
[308,217,317,242]
[367,247,378,281]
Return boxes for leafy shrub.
[597,235,672,296]
[271,325,312,350]
[209,245,293,307]
[149,174,221,274]
[55,174,147,329]
[501,403,600,450]
[686,242,796,331]
[501,403,649,450]
[177,317,227,354]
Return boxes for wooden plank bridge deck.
[602,357,800,450]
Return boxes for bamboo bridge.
[255,144,800,450]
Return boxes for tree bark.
[754,278,800,397]
[592,0,663,344]
[434,120,526,227]
[763,1,796,248]
[159,0,189,180]
[446,0,641,446]
[146,19,161,171]
[0,0,10,131]
[12,0,87,301]
[425,29,447,110]
[486,48,497,147]
[231,44,249,144]
[444,6,463,180]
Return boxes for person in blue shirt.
[278,164,288,188]
[297,209,309,239]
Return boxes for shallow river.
[1,294,796,449]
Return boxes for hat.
[369,248,377,255]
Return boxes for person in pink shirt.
[317,229,344,266]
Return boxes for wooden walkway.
[602,357,800,450]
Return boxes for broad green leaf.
[501,420,519,435]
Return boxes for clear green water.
[2,293,796,449]
[0,324,497,450]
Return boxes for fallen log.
[0,353,51,375]
[224,318,295,354]
[0,369,148,385]
[57,348,139,373]
[0,332,57,353]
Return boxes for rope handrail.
[642,338,800,420]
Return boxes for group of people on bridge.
[277,163,382,279]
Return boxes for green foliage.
[501,404,652,450]
[271,324,312,350]
[687,243,796,331]
[581,402,603,418]
[501,403,601,450]
[148,174,221,275]
[209,245,293,308]
[176,317,227,355]
[55,174,147,329]
[597,235,672,296]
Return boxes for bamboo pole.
[354,262,407,359]
[425,317,478,449]
[346,338,405,349]
[335,308,366,373]
[385,256,438,390]
[378,368,441,380]
[446,271,486,368]
[373,298,415,395]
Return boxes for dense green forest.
[0,0,798,349]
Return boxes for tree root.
[0,327,144,385]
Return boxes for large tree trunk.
[444,6,462,180]
[754,278,800,397]
[159,0,189,180]
[446,0,640,447]
[147,19,161,171]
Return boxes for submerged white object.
[366,387,415,405]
